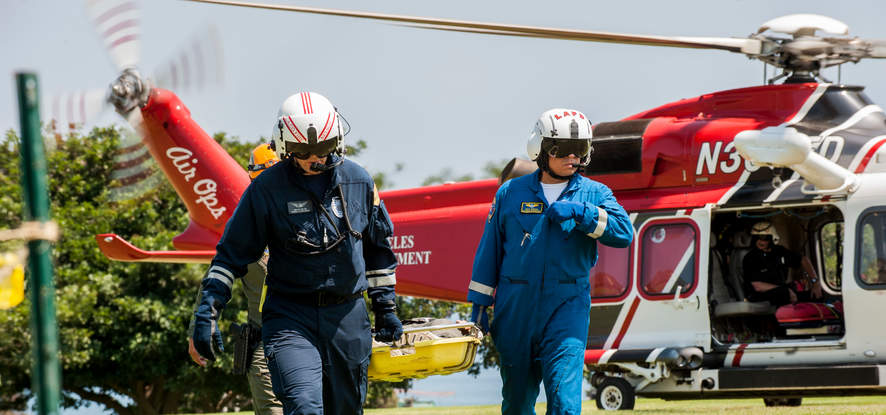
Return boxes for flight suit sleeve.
[574,185,634,248]
[467,186,506,306]
[364,184,398,305]
[204,183,271,302]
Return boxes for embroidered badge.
[288,200,312,214]
[487,197,496,222]
[330,197,344,218]
[521,202,544,214]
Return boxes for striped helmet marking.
[284,115,307,143]
[319,111,334,140]
[301,92,314,114]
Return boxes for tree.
[421,159,509,187]
[0,127,256,414]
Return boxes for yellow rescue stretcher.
[368,320,483,382]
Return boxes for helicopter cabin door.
[604,207,712,351]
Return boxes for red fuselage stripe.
[732,343,748,367]
[611,297,641,349]
[584,349,607,364]
[854,137,886,173]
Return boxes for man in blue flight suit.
[192,92,403,415]
[468,108,634,414]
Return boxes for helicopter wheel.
[763,397,802,406]
[595,377,635,410]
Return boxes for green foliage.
[421,160,509,187]
[0,127,255,414]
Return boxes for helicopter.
[83,0,886,410]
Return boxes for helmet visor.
[285,138,338,159]
[544,138,591,158]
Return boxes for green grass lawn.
[201,396,886,414]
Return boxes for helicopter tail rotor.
[86,0,142,71]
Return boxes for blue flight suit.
[199,156,397,415]
[468,170,633,415]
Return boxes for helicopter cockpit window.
[590,244,631,299]
[818,222,844,291]
[640,222,697,298]
[857,210,886,287]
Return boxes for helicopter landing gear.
[595,377,636,410]
[764,397,802,406]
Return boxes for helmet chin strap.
[537,154,575,181]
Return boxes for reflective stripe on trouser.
[492,279,590,415]
[262,294,371,415]
[248,343,283,415]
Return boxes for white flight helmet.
[271,92,344,160]
[750,221,780,244]
[527,108,593,161]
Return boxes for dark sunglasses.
[285,139,338,160]
[544,138,591,158]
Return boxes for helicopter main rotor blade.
[855,39,886,58]
[185,0,761,54]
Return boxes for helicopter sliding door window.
[818,221,844,292]
[855,207,886,288]
[590,244,632,300]
[639,220,699,299]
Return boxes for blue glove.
[546,201,585,223]
[193,280,230,362]
[470,304,490,334]
[374,310,404,342]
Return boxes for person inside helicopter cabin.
[743,221,823,307]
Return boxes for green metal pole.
[16,72,60,415]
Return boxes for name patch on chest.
[521,202,544,214]
[288,200,312,214]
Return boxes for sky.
[4,0,886,190]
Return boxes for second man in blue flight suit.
[468,108,634,414]
[192,92,403,415]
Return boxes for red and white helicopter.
[89,1,886,410]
